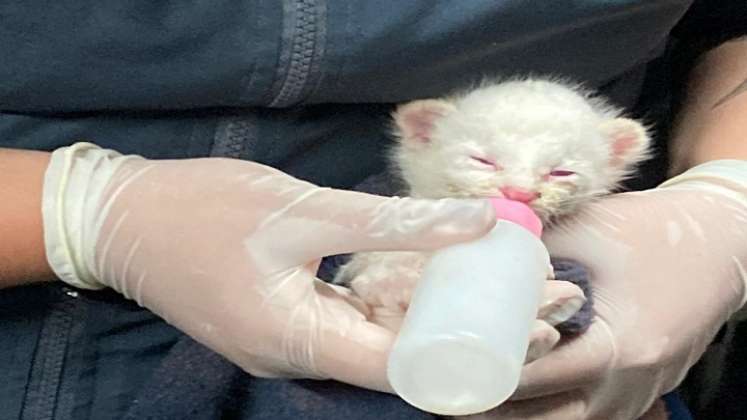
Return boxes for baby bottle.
[386,198,550,416]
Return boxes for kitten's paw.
[350,267,420,311]
[546,263,555,280]
[345,252,429,311]
[537,280,586,326]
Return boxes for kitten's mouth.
[476,193,546,215]
[485,193,550,219]
[499,188,541,204]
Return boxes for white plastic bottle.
[387,198,550,416]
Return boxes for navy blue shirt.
[1,1,745,419]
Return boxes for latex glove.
[479,160,747,420]
[41,142,499,392]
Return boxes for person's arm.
[670,37,747,173]
[0,148,54,287]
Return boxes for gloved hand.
[477,160,747,420]
[41,143,503,392]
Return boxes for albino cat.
[334,77,651,319]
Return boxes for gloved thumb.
[306,279,398,392]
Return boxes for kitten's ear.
[600,118,651,167]
[393,99,456,146]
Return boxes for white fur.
[335,251,429,310]
[336,77,651,314]
[393,77,651,220]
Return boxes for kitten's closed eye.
[549,169,575,177]
[470,155,502,170]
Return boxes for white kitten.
[336,77,651,320]
[391,77,651,220]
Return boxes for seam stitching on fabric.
[269,0,319,107]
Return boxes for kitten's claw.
[538,280,586,326]
[546,263,556,280]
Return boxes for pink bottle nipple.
[489,197,543,237]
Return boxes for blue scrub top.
[2,1,744,419]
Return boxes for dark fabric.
[663,392,694,420]
[123,339,432,420]
[4,1,745,419]
[120,336,431,420]
[0,1,691,112]
[671,0,747,55]
[121,336,242,420]
[549,259,594,335]
[686,320,747,420]
[0,104,394,189]
[0,284,183,420]
[0,283,431,420]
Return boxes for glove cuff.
[659,159,747,207]
[42,142,140,290]
[660,159,747,309]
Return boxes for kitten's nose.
[500,187,539,203]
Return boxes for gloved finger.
[270,188,495,260]
[309,283,398,392]
[524,320,561,364]
[537,280,586,326]
[314,317,397,393]
[511,321,615,401]
[470,390,588,420]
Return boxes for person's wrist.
[0,148,56,287]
